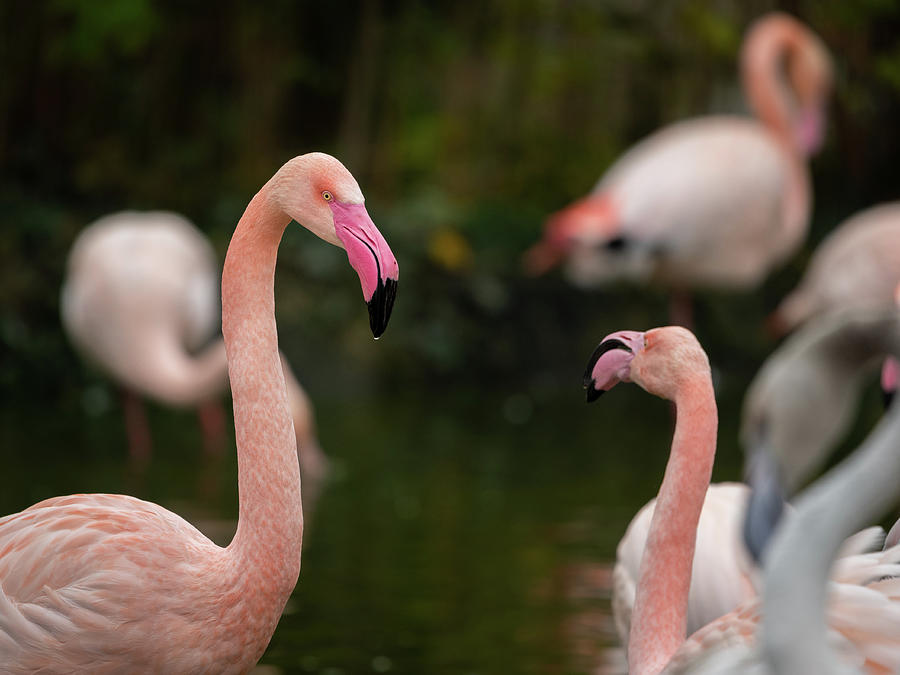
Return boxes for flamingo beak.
[882,358,899,409]
[794,105,826,157]
[330,201,399,338]
[523,197,605,276]
[742,445,786,565]
[582,330,645,402]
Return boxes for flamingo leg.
[197,399,227,455]
[668,288,694,329]
[120,388,152,464]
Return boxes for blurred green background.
[1,1,899,673]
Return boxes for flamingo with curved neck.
[585,327,717,674]
[61,211,330,488]
[0,153,398,671]
[526,13,831,307]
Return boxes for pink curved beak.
[330,201,399,338]
[583,330,645,402]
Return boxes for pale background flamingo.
[0,153,399,671]
[60,211,329,498]
[526,13,831,323]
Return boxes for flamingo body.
[613,482,757,643]
[560,118,806,289]
[0,494,271,673]
[62,212,224,405]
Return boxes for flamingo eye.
[322,191,333,202]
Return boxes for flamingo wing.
[664,529,900,673]
[580,117,801,289]
[0,494,223,672]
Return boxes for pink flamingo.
[586,329,756,646]
[61,211,329,488]
[0,153,398,671]
[527,13,831,322]
[585,324,900,673]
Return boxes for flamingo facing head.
[584,326,718,674]
[584,327,709,403]
[270,153,399,337]
[0,152,398,672]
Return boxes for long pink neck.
[222,185,303,650]
[627,375,717,675]
[741,20,803,153]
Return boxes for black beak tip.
[367,277,398,339]
[884,388,895,410]
[585,385,603,403]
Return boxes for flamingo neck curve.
[130,335,229,406]
[627,374,718,675]
[221,181,304,656]
[741,16,821,158]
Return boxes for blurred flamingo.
[584,323,900,673]
[61,211,329,489]
[768,203,900,406]
[527,13,831,324]
[0,153,398,671]
[666,309,900,673]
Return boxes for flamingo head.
[584,327,710,403]
[271,153,399,338]
[523,195,616,276]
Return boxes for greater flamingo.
[61,211,329,488]
[586,330,756,647]
[0,152,398,671]
[666,309,900,673]
[527,13,831,320]
[583,324,900,674]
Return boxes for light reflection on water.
[0,383,746,674]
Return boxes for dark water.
[0,377,750,675]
